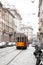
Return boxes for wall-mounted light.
[31,0,35,3]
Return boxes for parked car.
[0,42,6,48]
[12,42,16,46]
[7,42,16,47]
[32,42,36,47]
[32,40,39,47]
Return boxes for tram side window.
[20,37,21,42]
[24,37,26,42]
[17,37,20,42]
[25,37,28,43]
[22,37,24,42]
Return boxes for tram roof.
[15,33,26,37]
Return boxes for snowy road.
[0,45,36,65]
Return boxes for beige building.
[0,2,22,42]
[19,24,33,40]
[38,0,43,44]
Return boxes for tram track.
[6,50,23,65]
[0,48,16,58]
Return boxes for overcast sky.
[0,0,39,34]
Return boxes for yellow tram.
[15,33,29,49]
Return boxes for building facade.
[0,2,22,42]
[38,0,43,44]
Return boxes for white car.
[7,42,16,46]
[12,42,16,46]
[32,41,38,47]
[0,42,6,48]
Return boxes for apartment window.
[5,11,9,22]
[0,9,1,18]
[9,15,12,24]
[42,10,43,14]
[9,27,12,33]
[5,25,8,32]
[0,23,2,28]
[42,35,43,38]
[39,28,41,31]
[2,10,5,20]
[2,23,5,30]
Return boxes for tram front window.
[22,37,24,42]
[17,37,19,42]
[17,37,24,42]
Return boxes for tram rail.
[0,48,16,58]
[6,50,23,65]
